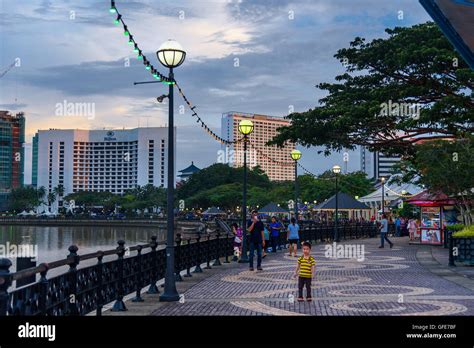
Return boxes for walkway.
[151,237,474,316]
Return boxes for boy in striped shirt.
[293,241,315,302]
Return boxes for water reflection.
[0,225,166,274]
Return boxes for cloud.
[1,0,431,176]
[0,103,28,110]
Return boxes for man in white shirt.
[379,214,394,248]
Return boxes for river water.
[0,225,167,277]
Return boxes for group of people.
[231,211,315,301]
[230,212,420,301]
[378,214,421,247]
[231,212,301,269]
[390,216,420,241]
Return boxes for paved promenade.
[151,237,474,316]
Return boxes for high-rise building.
[221,112,295,181]
[32,127,174,210]
[360,146,401,180]
[0,111,25,210]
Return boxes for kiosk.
[406,191,456,245]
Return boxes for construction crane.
[0,61,17,79]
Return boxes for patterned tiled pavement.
[152,237,474,316]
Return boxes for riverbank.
[0,218,203,229]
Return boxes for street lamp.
[332,165,341,242]
[291,149,302,220]
[157,39,186,302]
[238,119,254,263]
[380,176,385,217]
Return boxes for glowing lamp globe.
[290,149,302,161]
[156,39,186,68]
[238,120,254,135]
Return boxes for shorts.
[288,239,299,244]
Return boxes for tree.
[270,22,473,157]
[54,185,65,200]
[8,187,44,212]
[393,137,474,224]
[47,192,56,212]
[178,163,374,212]
[177,163,271,200]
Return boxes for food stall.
[406,191,457,245]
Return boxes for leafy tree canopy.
[270,22,473,157]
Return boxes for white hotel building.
[33,128,174,201]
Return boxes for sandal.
[297,297,304,302]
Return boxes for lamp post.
[156,39,186,302]
[332,165,341,242]
[291,149,302,221]
[381,177,386,217]
[238,119,254,263]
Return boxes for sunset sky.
[0,0,432,182]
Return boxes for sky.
[0,0,432,184]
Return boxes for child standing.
[231,223,243,261]
[293,241,315,302]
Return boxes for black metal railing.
[0,224,233,316]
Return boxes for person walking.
[247,211,265,271]
[287,217,300,257]
[269,216,283,253]
[379,213,394,248]
[293,241,316,302]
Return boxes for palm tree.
[47,192,56,212]
[36,186,46,212]
[53,184,65,212]
[54,185,65,200]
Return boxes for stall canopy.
[419,0,474,69]
[202,207,226,215]
[315,192,370,210]
[406,190,457,207]
[258,202,288,214]
[358,181,423,206]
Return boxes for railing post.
[448,231,456,267]
[193,234,203,273]
[66,245,80,316]
[131,245,144,302]
[0,258,12,316]
[184,238,193,277]
[96,251,104,316]
[111,240,127,311]
[38,264,49,315]
[213,231,222,266]
[205,234,212,269]
[175,233,183,282]
[147,236,160,294]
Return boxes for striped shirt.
[298,255,315,278]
